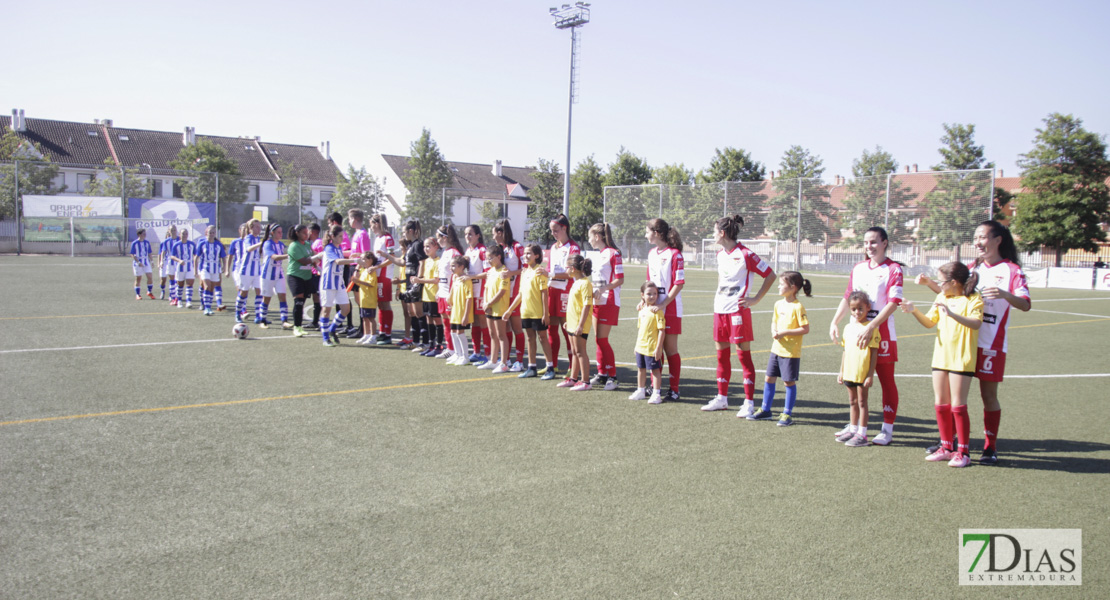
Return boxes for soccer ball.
[232,323,249,339]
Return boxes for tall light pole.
[550,2,590,216]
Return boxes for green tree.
[527,158,564,244]
[1013,113,1110,266]
[840,146,913,245]
[168,139,249,205]
[0,130,63,219]
[401,128,454,227]
[654,162,711,243]
[328,164,385,221]
[696,147,765,184]
[765,146,831,243]
[83,158,152,201]
[602,148,653,252]
[697,147,767,238]
[918,124,994,259]
[274,161,319,223]
[569,155,604,238]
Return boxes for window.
[320,191,333,206]
[86,131,98,137]
[76,173,94,193]
[302,189,313,206]
[53,173,66,191]
[118,135,130,142]
[152,180,163,198]
[247,185,259,203]
[172,181,184,199]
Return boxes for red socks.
[953,405,970,455]
[380,309,393,335]
[547,325,560,370]
[472,326,486,355]
[515,332,525,362]
[876,363,899,424]
[716,349,731,396]
[738,349,755,401]
[596,337,615,377]
[935,404,954,451]
[983,409,1001,452]
[480,327,490,356]
[667,353,681,393]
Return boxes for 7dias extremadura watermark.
[959,529,1081,586]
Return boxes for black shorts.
[521,318,546,331]
[423,301,440,318]
[309,274,321,293]
[932,368,975,378]
[359,308,377,319]
[450,323,471,331]
[486,314,502,321]
[288,275,313,297]
[843,381,862,389]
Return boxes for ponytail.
[715,214,744,242]
[781,271,812,297]
[938,261,978,297]
[975,220,1021,267]
[648,218,683,251]
[589,222,621,254]
[436,224,463,253]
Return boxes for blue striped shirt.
[159,238,176,261]
[196,240,226,273]
[236,234,261,277]
[130,239,152,266]
[319,244,345,291]
[228,238,242,268]
[172,240,198,271]
[261,240,286,280]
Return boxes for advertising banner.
[1096,269,1110,291]
[22,195,122,218]
[1047,268,1094,290]
[217,203,300,238]
[127,198,215,248]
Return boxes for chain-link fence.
[401,188,521,238]
[605,169,998,275]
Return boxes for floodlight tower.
[550,2,590,216]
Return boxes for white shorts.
[232,271,241,289]
[160,261,175,278]
[176,264,195,280]
[132,262,152,276]
[320,288,350,308]
[199,270,221,283]
[238,272,260,291]
[261,276,287,297]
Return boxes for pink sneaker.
[556,379,577,388]
[948,453,971,468]
[570,382,591,392]
[926,447,955,462]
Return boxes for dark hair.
[526,244,544,265]
[641,280,660,294]
[327,212,343,226]
[436,224,463,253]
[327,224,344,244]
[975,220,1021,267]
[589,222,620,254]
[494,219,516,246]
[781,271,812,297]
[648,218,683,251]
[465,224,485,246]
[136,228,146,236]
[847,290,871,309]
[404,219,422,237]
[938,261,979,297]
[361,251,379,266]
[398,237,410,252]
[549,213,572,243]
[370,213,387,229]
[715,214,744,242]
[863,226,905,267]
[289,224,306,242]
[451,255,470,270]
[309,222,321,233]
[487,243,504,260]
[348,209,365,223]
[568,254,592,277]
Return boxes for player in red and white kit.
[645,218,686,403]
[829,227,904,446]
[370,213,396,345]
[917,221,1030,464]
[545,214,581,380]
[464,224,490,363]
[587,222,625,391]
[701,215,777,415]
[494,219,526,371]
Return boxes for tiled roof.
[382,154,537,199]
[106,126,189,171]
[2,116,114,166]
[200,135,277,181]
[260,142,341,186]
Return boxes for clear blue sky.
[8,0,1109,182]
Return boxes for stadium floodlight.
[549,2,590,215]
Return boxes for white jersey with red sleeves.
[973,259,1030,353]
[437,247,461,298]
[592,247,624,307]
[647,246,685,317]
[373,233,396,279]
[844,258,904,342]
[713,243,772,314]
[548,239,581,291]
[465,244,488,298]
[504,241,525,296]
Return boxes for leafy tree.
[527,158,564,244]
[569,155,604,238]
[83,158,152,201]
[840,146,913,245]
[168,139,248,205]
[765,146,831,243]
[696,147,765,184]
[602,148,653,253]
[274,161,319,223]
[697,147,767,238]
[473,198,507,239]
[1013,113,1110,266]
[918,124,994,259]
[328,164,385,220]
[0,130,63,219]
[401,128,454,227]
[654,162,711,243]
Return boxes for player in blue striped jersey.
[312,224,358,346]
[170,228,198,309]
[234,219,265,324]
[130,228,155,300]
[195,225,227,316]
[158,225,178,302]
[258,223,292,329]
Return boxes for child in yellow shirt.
[447,255,474,366]
[629,282,667,404]
[351,252,381,345]
[504,244,554,379]
[836,291,881,446]
[560,254,595,391]
[480,244,512,373]
[749,271,811,425]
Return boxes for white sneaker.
[736,403,755,418]
[477,360,496,370]
[435,349,454,359]
[452,355,470,366]
[701,395,729,411]
[185,302,193,309]
[628,388,647,401]
[412,344,427,353]
[491,362,508,374]
[872,430,893,446]
[509,361,523,372]
[647,391,663,404]
[603,377,619,391]
[834,424,853,438]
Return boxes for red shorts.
[713,310,753,344]
[377,278,393,303]
[437,297,449,316]
[878,339,898,364]
[547,287,569,318]
[975,348,1006,382]
[592,304,620,326]
[474,296,485,316]
[665,315,682,335]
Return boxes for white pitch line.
[0,335,295,355]
[1030,309,1110,319]
[612,363,1110,378]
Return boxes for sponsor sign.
[1047,268,1093,290]
[127,198,215,248]
[22,195,122,218]
[1096,269,1110,291]
[960,529,1081,586]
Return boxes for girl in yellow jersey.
[505,245,554,379]
[479,244,512,374]
[447,255,474,366]
[413,237,444,357]
[837,291,881,446]
[902,261,983,468]
[560,254,594,391]
[748,271,811,426]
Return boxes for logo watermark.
[960,529,1081,586]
